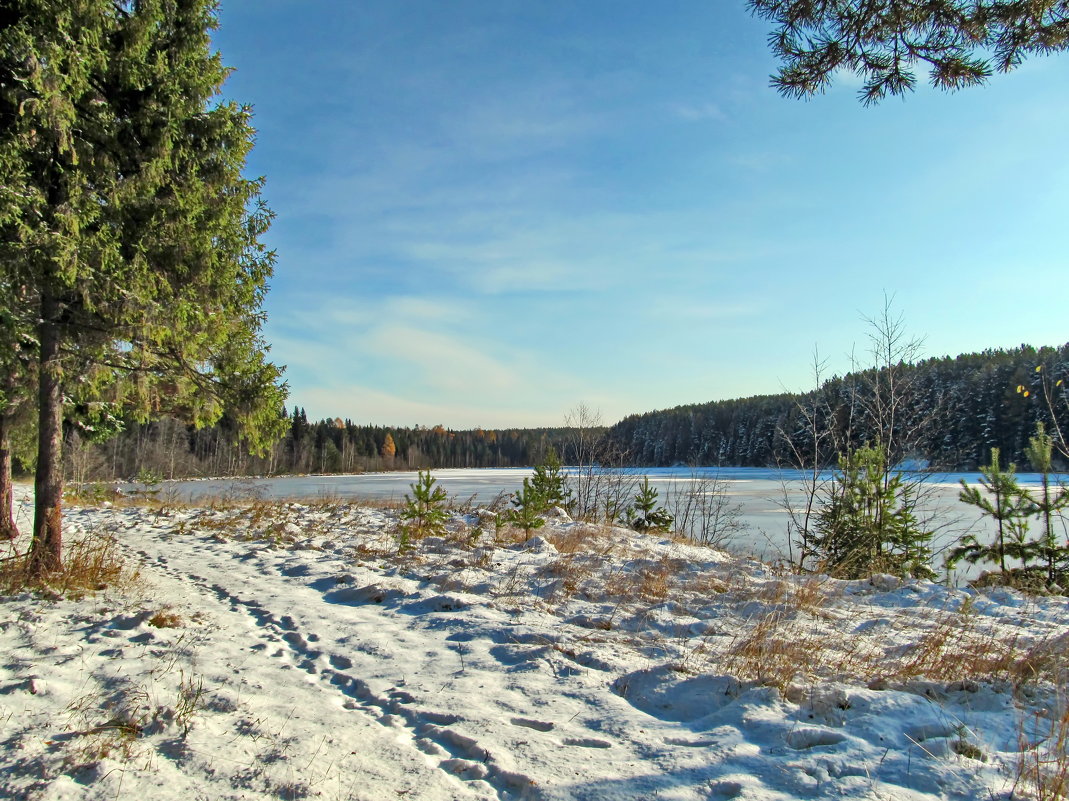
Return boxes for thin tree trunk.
[30,294,64,577]
[1041,472,1054,584]
[0,409,18,540]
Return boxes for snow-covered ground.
[2,487,1068,801]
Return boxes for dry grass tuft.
[543,524,616,556]
[0,531,142,598]
[713,589,1068,695]
[885,613,1019,683]
[881,611,1067,688]
[753,576,833,616]
[1016,690,1069,800]
[62,684,153,769]
[188,498,348,544]
[148,607,183,628]
[541,553,601,602]
[791,576,835,614]
[678,571,729,596]
[1014,635,1069,687]
[622,555,688,603]
[721,610,839,690]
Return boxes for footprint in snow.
[563,737,612,749]
[439,758,489,780]
[328,654,353,670]
[416,738,449,757]
[282,631,307,650]
[510,717,555,732]
[420,711,463,726]
[785,727,846,750]
[664,737,716,747]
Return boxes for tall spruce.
[0,1,286,577]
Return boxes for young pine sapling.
[625,478,674,533]
[398,471,450,550]
[952,448,1032,575]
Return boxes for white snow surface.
[2,488,1068,801]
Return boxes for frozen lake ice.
[148,467,1067,577]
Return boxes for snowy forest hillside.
[609,344,1069,470]
[50,343,1069,481]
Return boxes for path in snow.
[2,494,1068,800]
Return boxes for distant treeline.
[60,343,1068,481]
[64,412,586,481]
[607,344,1069,471]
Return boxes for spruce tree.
[1,1,286,577]
[529,446,572,510]
[626,477,674,533]
[812,445,934,579]
[509,477,546,542]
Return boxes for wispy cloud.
[363,324,520,394]
[295,384,563,429]
[228,2,1069,428]
[266,291,589,424]
[671,101,726,121]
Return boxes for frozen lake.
[150,467,1067,577]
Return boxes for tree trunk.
[29,295,64,578]
[0,409,18,540]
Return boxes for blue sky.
[213,1,1069,429]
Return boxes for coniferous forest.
[47,343,1069,481]
[608,344,1069,470]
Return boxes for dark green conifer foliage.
[529,446,572,510]
[812,445,934,579]
[750,0,1069,103]
[0,0,287,577]
[626,477,674,533]
[509,477,546,542]
[1022,424,1069,584]
[399,471,449,544]
[952,448,1031,574]
[0,301,34,540]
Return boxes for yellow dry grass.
[0,530,142,598]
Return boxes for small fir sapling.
[812,444,934,579]
[1021,424,1069,586]
[529,447,573,511]
[952,448,1032,575]
[398,471,449,547]
[509,478,546,542]
[625,478,674,533]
